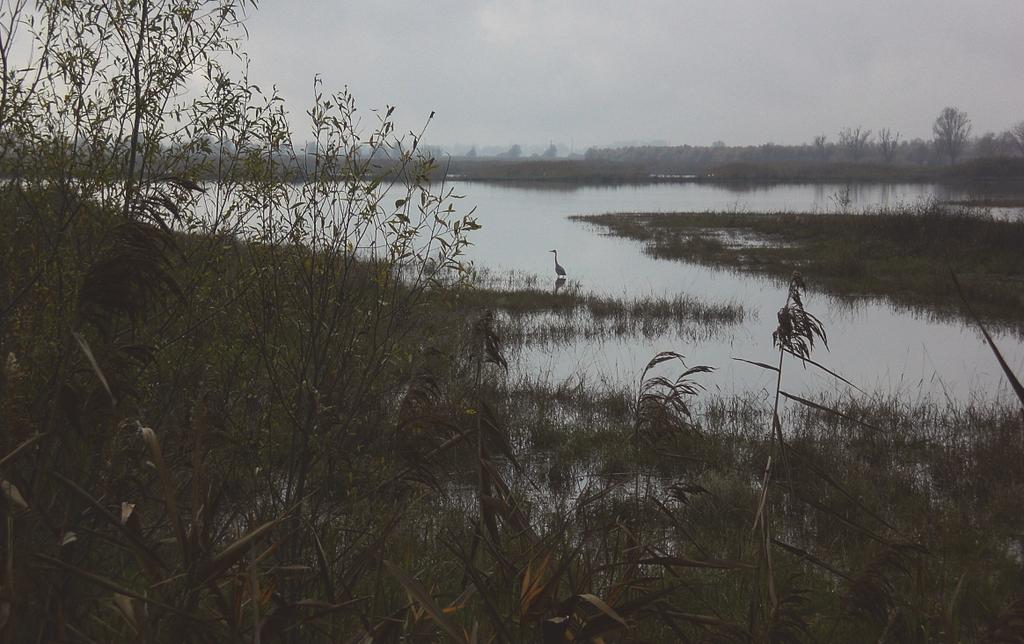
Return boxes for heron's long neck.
[552,251,557,265]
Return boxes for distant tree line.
[584,108,1024,174]
[303,109,1024,169]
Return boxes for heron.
[549,249,567,278]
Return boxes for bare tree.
[838,126,872,161]
[877,128,900,163]
[813,134,828,160]
[1008,120,1024,156]
[932,106,971,164]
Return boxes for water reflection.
[457,181,1024,403]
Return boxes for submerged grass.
[455,270,747,343]
[575,203,1024,330]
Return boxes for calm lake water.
[454,181,1024,404]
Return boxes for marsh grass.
[576,203,1024,329]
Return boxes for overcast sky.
[243,1,1024,150]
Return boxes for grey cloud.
[244,1,1024,148]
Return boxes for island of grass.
[575,204,1024,330]
[452,271,747,343]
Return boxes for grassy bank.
[576,204,1024,329]
[442,158,652,183]
[944,196,1024,208]
[703,157,1024,183]
[425,157,1024,186]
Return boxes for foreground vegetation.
[576,204,1024,331]
[485,371,1024,640]
[3,2,1024,642]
